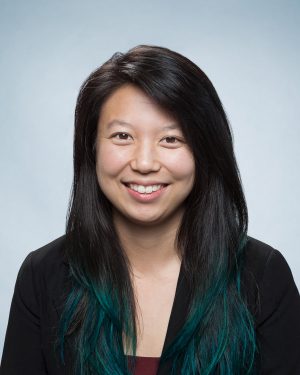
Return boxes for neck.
[113,209,183,277]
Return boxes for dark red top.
[127,355,160,375]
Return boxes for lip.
[122,183,169,202]
[122,181,169,187]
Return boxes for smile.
[125,183,167,194]
[122,183,169,202]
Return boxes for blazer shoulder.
[241,235,299,320]
[243,235,276,281]
[240,236,277,318]
[16,235,68,298]
[28,234,67,270]
[243,235,295,287]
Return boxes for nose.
[130,141,161,173]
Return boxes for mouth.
[122,182,169,187]
[121,182,169,200]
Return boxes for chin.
[116,209,164,226]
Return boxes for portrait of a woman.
[1,45,300,374]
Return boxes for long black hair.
[57,45,257,374]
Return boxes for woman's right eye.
[111,132,132,140]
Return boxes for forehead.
[98,84,180,131]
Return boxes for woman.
[1,45,300,375]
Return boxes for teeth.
[128,184,163,194]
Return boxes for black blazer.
[1,235,300,374]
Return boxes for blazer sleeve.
[256,249,300,374]
[0,251,47,374]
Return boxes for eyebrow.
[106,119,179,131]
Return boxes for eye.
[111,132,132,141]
[161,136,182,145]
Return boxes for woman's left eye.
[162,136,181,144]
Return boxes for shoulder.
[243,235,295,285]
[241,235,299,323]
[16,234,68,296]
[21,234,67,269]
[19,234,67,270]
[242,235,276,281]
[243,238,300,371]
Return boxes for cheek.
[96,144,128,178]
[165,150,195,182]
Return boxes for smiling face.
[95,84,195,227]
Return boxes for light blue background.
[1,0,299,356]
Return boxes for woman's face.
[95,84,195,226]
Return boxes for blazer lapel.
[157,262,191,375]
